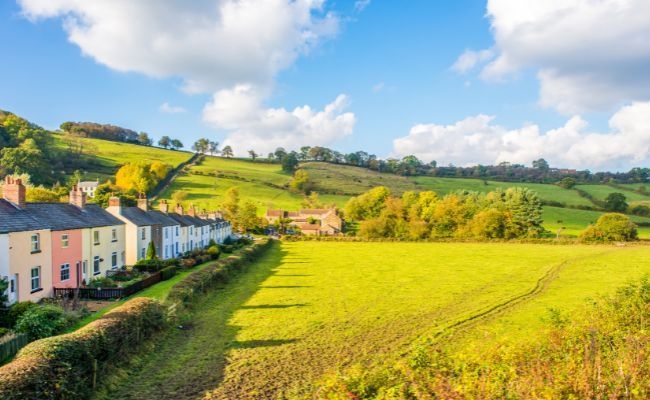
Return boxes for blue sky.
[2,0,650,171]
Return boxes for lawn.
[93,241,650,399]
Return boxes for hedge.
[167,238,273,308]
[0,297,165,400]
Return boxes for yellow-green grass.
[157,157,350,212]
[95,241,650,399]
[577,183,650,203]
[52,134,192,181]
[543,205,650,238]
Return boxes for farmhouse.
[266,208,342,235]
[78,180,100,198]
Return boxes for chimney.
[108,196,121,207]
[106,196,122,216]
[187,204,196,217]
[137,195,148,211]
[3,176,26,209]
[159,200,169,213]
[69,185,87,208]
[175,203,184,215]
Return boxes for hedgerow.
[0,297,165,400]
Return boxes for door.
[9,274,17,304]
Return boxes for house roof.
[299,209,331,215]
[166,212,195,227]
[266,210,283,217]
[25,203,124,231]
[299,223,321,231]
[78,181,99,188]
[0,199,49,233]
[147,210,180,227]
[119,207,159,227]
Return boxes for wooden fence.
[0,333,29,363]
[54,271,163,300]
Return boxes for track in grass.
[95,241,650,400]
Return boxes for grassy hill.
[51,133,193,182]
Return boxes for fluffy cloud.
[451,49,494,74]
[454,0,650,114]
[392,102,650,171]
[18,0,338,93]
[203,85,355,155]
[159,102,186,114]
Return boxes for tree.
[281,151,299,173]
[580,213,637,242]
[238,200,263,232]
[248,150,258,160]
[192,138,210,154]
[290,169,312,194]
[604,192,628,212]
[222,187,240,223]
[26,186,60,202]
[221,145,234,158]
[158,136,171,149]
[208,141,219,155]
[557,177,576,189]
[146,241,157,260]
[532,158,550,171]
[345,186,391,221]
[170,138,184,150]
[274,147,287,161]
[171,190,189,205]
[137,132,153,146]
[115,162,155,193]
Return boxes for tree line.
[344,186,544,240]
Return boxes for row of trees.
[345,186,545,240]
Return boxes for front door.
[9,274,17,304]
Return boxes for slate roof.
[167,213,195,227]
[147,210,180,227]
[119,207,159,227]
[25,203,124,231]
[0,199,49,233]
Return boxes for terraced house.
[0,178,125,304]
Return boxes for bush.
[0,298,165,400]
[88,277,117,288]
[207,245,220,260]
[134,258,167,273]
[580,213,638,242]
[0,327,9,337]
[14,305,68,341]
[221,244,234,254]
[6,302,38,329]
[180,258,197,269]
[160,265,178,281]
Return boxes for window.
[165,228,169,239]
[62,233,69,248]
[121,251,125,264]
[140,247,145,259]
[190,227,193,235]
[141,228,146,240]
[175,242,179,254]
[30,233,40,253]
[60,263,70,281]
[30,267,41,292]
[111,228,117,242]
[10,279,15,293]
[111,252,117,269]
[82,260,87,275]
[93,230,100,245]
[164,245,168,259]
[176,226,179,236]
[93,256,100,275]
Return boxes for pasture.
[96,241,650,399]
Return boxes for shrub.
[180,258,197,269]
[14,305,68,341]
[207,245,221,260]
[88,277,117,288]
[221,244,234,253]
[0,327,9,337]
[6,302,38,329]
[0,298,165,400]
[160,265,178,281]
[580,213,638,242]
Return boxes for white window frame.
[31,233,40,252]
[111,252,118,269]
[93,230,100,245]
[60,263,70,281]
[93,256,100,275]
[62,233,69,248]
[30,266,41,292]
[111,228,117,242]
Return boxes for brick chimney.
[3,176,26,209]
[137,195,148,211]
[175,203,184,215]
[187,204,196,217]
[108,196,121,208]
[69,185,87,208]
[159,199,169,213]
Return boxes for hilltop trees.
[221,145,234,158]
[345,187,544,240]
[158,136,171,149]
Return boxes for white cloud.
[392,102,650,171]
[159,102,186,114]
[354,0,371,12]
[203,85,355,155]
[457,0,650,114]
[18,0,339,94]
[451,49,494,74]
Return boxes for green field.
[96,241,650,399]
[543,205,650,238]
[577,184,650,203]
[52,134,193,182]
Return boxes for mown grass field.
[95,241,650,399]
[52,134,193,181]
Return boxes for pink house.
[49,230,83,288]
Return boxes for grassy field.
[543,205,650,238]
[52,134,193,182]
[577,184,650,203]
[95,241,650,399]
[156,157,351,212]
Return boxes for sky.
[2,0,650,172]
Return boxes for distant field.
[577,184,650,203]
[52,134,192,182]
[157,157,350,212]
[543,205,650,238]
[97,241,650,399]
